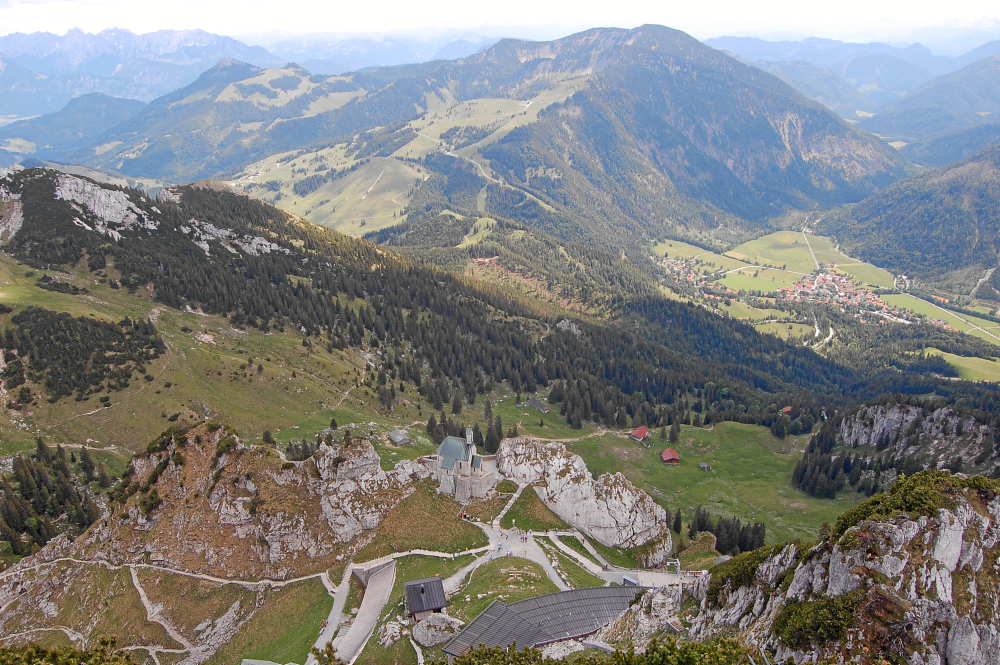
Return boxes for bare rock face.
[497,438,671,559]
[837,404,994,480]
[28,424,418,580]
[379,620,405,646]
[412,613,464,647]
[690,474,1000,664]
[597,586,683,651]
[54,173,159,239]
[0,182,22,242]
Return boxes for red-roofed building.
[629,426,650,442]
[660,448,681,465]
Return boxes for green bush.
[431,636,749,665]
[833,470,998,538]
[773,589,865,649]
[706,543,786,605]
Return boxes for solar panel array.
[443,586,644,657]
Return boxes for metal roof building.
[442,586,644,658]
[388,430,411,445]
[405,577,447,616]
[437,435,471,470]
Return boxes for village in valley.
[653,232,955,333]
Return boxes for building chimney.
[466,427,474,446]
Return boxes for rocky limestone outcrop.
[0,182,22,242]
[497,437,671,565]
[23,424,430,580]
[54,173,159,239]
[412,613,464,647]
[379,620,406,646]
[837,404,996,477]
[690,473,1000,664]
[596,585,685,651]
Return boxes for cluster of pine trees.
[0,441,103,555]
[683,506,766,555]
[0,306,164,401]
[792,405,999,499]
[425,399,519,454]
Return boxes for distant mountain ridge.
[0,28,279,116]
[821,146,1000,284]
[859,55,1000,142]
[56,24,905,252]
[710,35,1000,122]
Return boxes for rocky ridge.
[497,437,672,565]
[837,403,996,473]
[689,471,1000,664]
[29,423,434,580]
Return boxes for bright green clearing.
[883,294,1000,347]
[205,579,331,665]
[448,557,560,623]
[926,348,1000,382]
[500,487,570,531]
[567,422,860,543]
[717,268,801,293]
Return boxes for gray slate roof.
[438,435,469,470]
[443,586,644,657]
[389,430,410,444]
[405,577,447,614]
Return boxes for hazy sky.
[0,0,998,44]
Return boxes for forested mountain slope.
[859,55,1000,141]
[0,168,858,443]
[65,25,904,249]
[0,94,145,156]
[821,146,1000,283]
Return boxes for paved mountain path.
[333,561,396,664]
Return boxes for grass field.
[447,557,560,622]
[350,482,488,565]
[835,262,894,289]
[720,300,787,321]
[883,294,1000,347]
[717,268,801,293]
[755,321,815,341]
[492,395,597,440]
[499,486,570,531]
[567,423,859,543]
[926,348,1000,382]
[0,255,371,451]
[538,538,605,589]
[357,554,476,665]
[204,579,331,665]
[653,239,753,274]
[676,532,721,570]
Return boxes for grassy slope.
[349,482,488,565]
[447,557,560,623]
[499,486,570,531]
[567,423,859,543]
[883,293,1000,347]
[926,348,1000,382]
[0,255,366,452]
[204,579,332,665]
